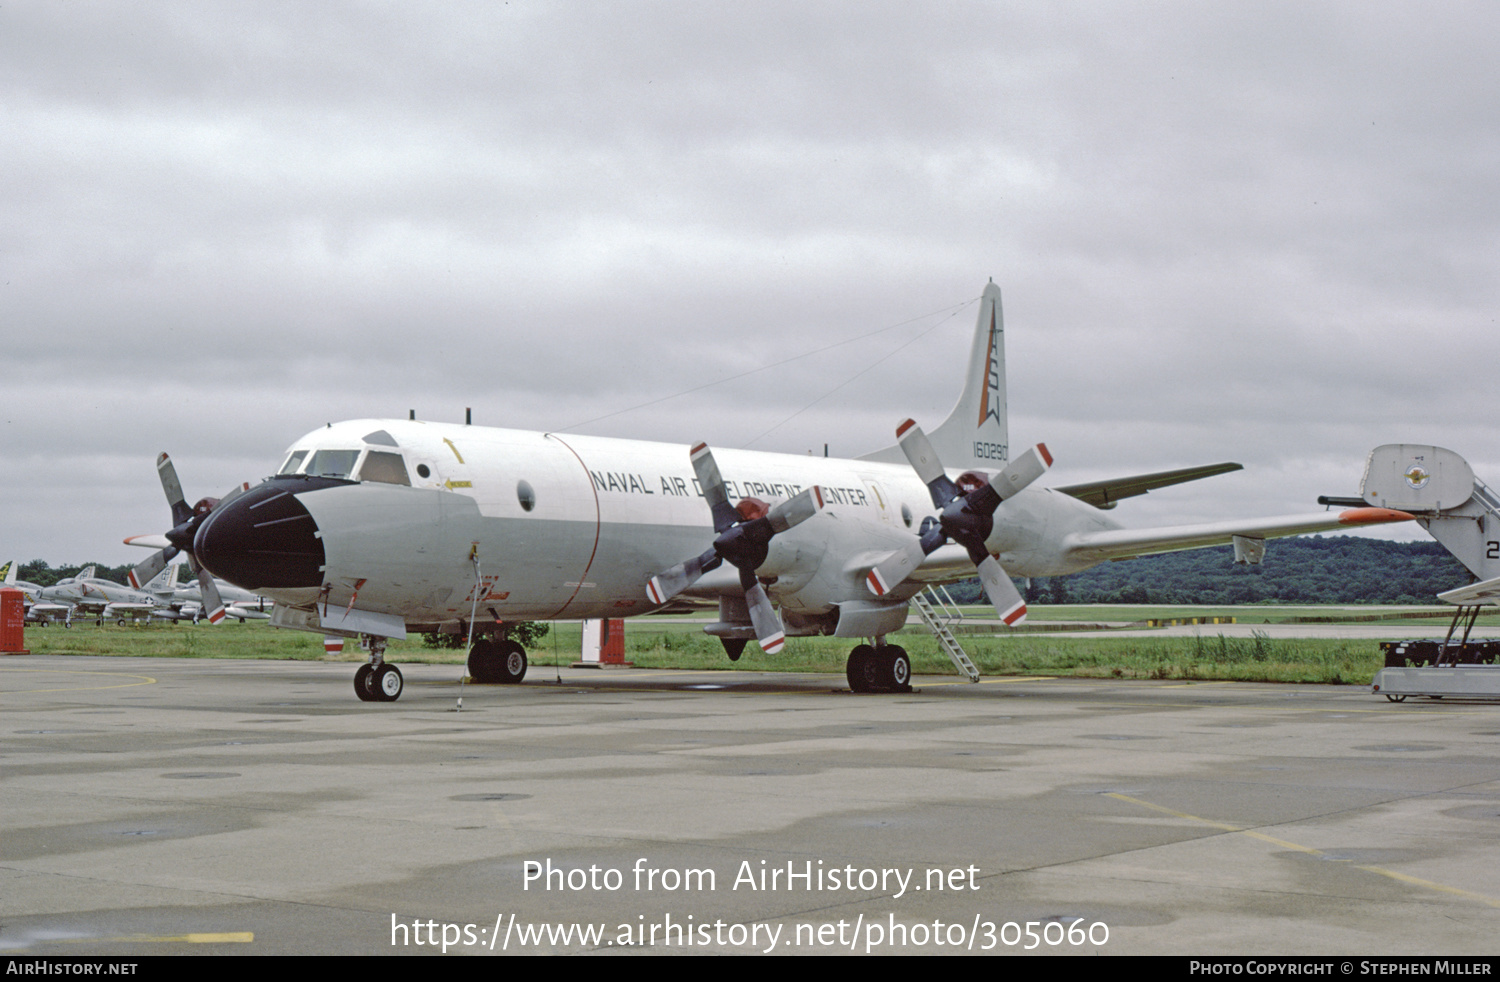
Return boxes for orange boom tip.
[1337,507,1416,525]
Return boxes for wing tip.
[1337,507,1416,525]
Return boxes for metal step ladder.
[912,586,980,682]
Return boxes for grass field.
[17,604,1492,685]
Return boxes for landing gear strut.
[353,636,403,702]
[467,638,529,684]
[846,641,911,694]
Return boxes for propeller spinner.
[127,453,247,625]
[646,443,823,655]
[866,419,1051,626]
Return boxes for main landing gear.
[846,641,912,694]
[467,638,529,685]
[354,636,403,702]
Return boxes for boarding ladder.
[912,586,980,682]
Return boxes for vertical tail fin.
[861,281,1009,470]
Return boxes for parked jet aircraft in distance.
[129,281,1413,702]
[2,561,74,626]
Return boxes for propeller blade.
[865,537,927,598]
[896,419,960,508]
[975,555,1027,626]
[987,443,1052,503]
[217,481,252,510]
[743,580,785,655]
[766,485,824,532]
[646,547,721,604]
[127,547,178,590]
[158,453,192,527]
[690,442,739,533]
[188,554,226,625]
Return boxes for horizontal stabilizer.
[1438,575,1500,607]
[1056,462,1242,510]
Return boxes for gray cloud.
[4,1,1495,563]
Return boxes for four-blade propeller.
[127,453,247,625]
[646,442,824,655]
[866,419,1051,626]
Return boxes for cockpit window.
[305,449,361,479]
[358,451,411,486]
[362,429,399,447]
[278,450,309,475]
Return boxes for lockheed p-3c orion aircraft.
[128,282,1411,701]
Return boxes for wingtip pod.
[1337,507,1416,525]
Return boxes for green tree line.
[948,536,1470,606]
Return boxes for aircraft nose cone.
[195,478,331,590]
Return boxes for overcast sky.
[4,2,1496,566]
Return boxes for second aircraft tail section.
[1359,444,1500,582]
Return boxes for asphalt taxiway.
[3,655,1498,956]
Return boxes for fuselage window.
[278,450,309,475]
[359,451,412,486]
[305,449,361,479]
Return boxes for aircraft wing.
[1438,576,1500,607]
[1058,507,1414,566]
[1054,462,1242,509]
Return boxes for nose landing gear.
[353,636,404,702]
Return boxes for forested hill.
[1009,536,1471,606]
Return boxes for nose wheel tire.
[354,663,378,702]
[355,663,403,701]
[372,663,404,701]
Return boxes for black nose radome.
[195,477,343,590]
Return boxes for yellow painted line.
[43,932,253,947]
[442,438,465,463]
[0,668,157,693]
[1106,792,1500,908]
